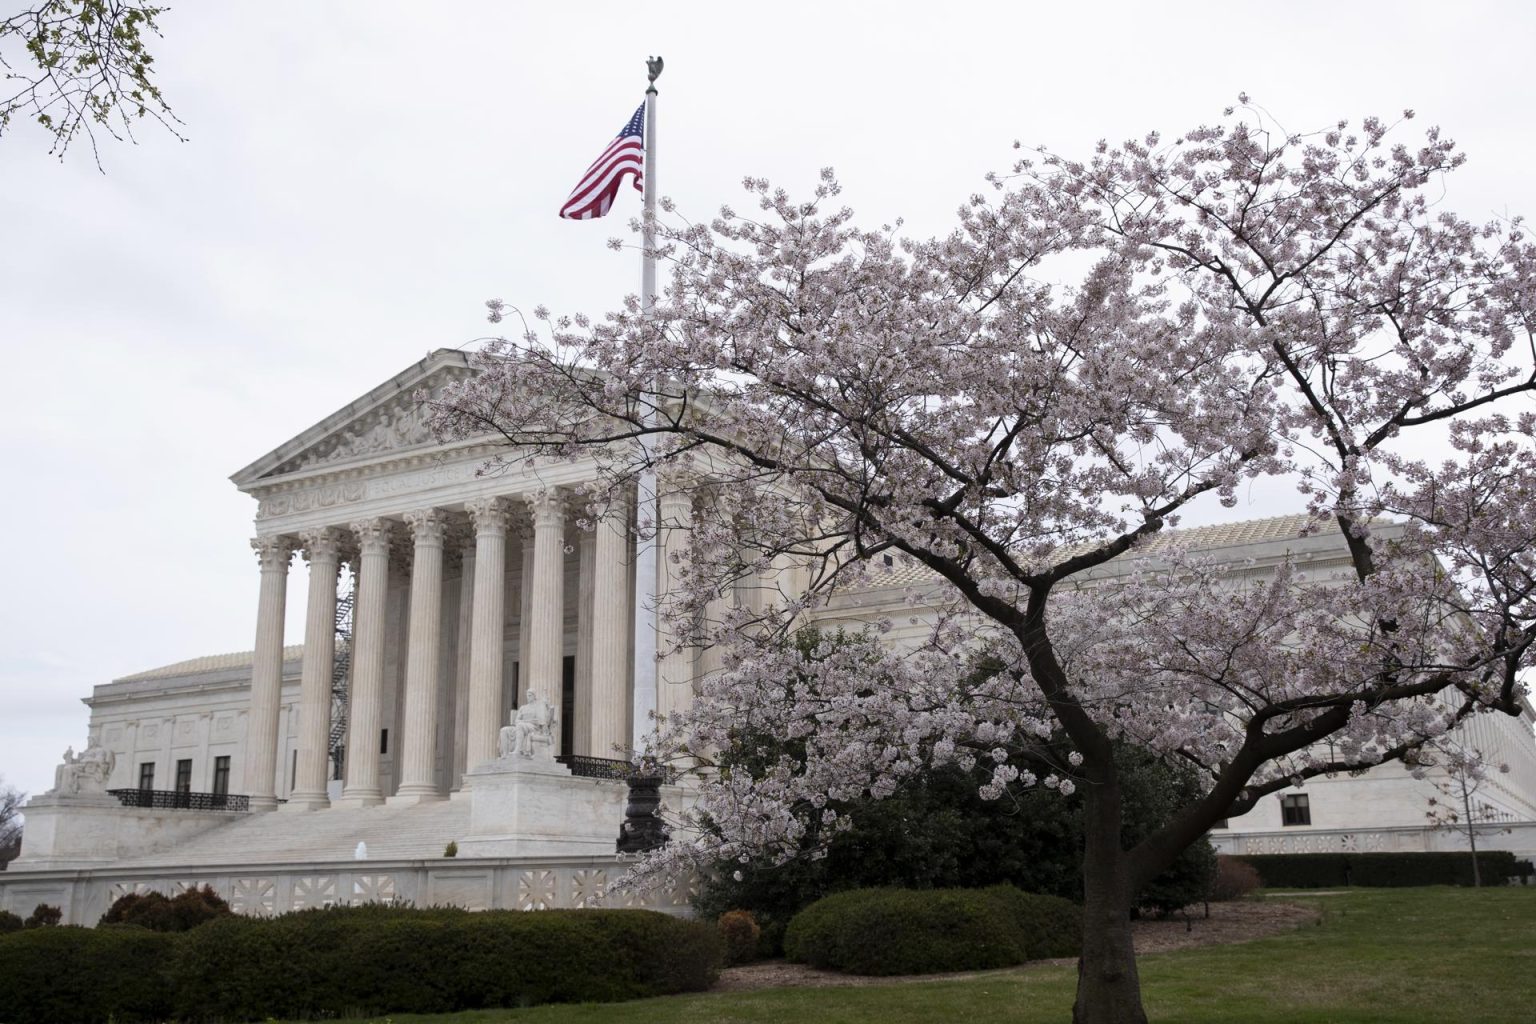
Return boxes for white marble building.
[4,352,1535,923]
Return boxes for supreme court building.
[3,350,1535,923]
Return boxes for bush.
[22,904,60,929]
[1210,856,1262,901]
[784,886,1079,976]
[0,925,178,1024]
[717,910,761,965]
[100,885,231,932]
[169,904,722,1021]
[0,909,22,934]
[1233,851,1523,888]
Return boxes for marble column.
[526,490,566,752]
[340,518,392,806]
[288,528,342,811]
[393,508,448,803]
[574,527,596,757]
[465,497,511,770]
[656,485,695,724]
[590,496,631,757]
[245,535,294,810]
[452,539,475,788]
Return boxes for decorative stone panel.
[231,877,276,916]
[516,869,557,911]
[570,869,606,908]
[292,875,338,910]
[353,874,396,905]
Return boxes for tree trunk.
[1073,774,1148,1024]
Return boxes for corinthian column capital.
[525,488,567,528]
[404,507,450,547]
[251,535,295,572]
[466,496,512,537]
[299,527,345,564]
[350,517,394,555]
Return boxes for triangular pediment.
[230,349,480,488]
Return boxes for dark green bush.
[0,924,178,1024]
[784,885,1079,975]
[0,910,22,934]
[1234,851,1523,888]
[21,904,60,929]
[170,904,722,1021]
[100,885,231,932]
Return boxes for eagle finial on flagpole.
[646,55,664,93]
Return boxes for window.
[138,762,155,791]
[380,728,389,755]
[213,756,231,798]
[1281,793,1311,827]
[173,759,193,808]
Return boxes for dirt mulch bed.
[714,899,1320,992]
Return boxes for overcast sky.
[2,1,1533,799]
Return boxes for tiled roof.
[855,513,1337,591]
[114,645,304,683]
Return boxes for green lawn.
[280,887,1536,1024]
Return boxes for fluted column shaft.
[246,536,294,810]
[527,491,566,751]
[465,498,511,769]
[395,509,448,801]
[288,529,342,810]
[452,542,475,788]
[656,486,695,724]
[574,528,596,756]
[591,496,631,757]
[340,518,392,806]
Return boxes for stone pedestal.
[458,756,626,859]
[13,794,239,870]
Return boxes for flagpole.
[631,56,663,755]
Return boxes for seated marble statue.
[52,742,115,796]
[497,691,556,760]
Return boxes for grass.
[274,887,1536,1024]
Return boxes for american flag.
[558,103,645,220]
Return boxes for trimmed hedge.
[783,885,1080,975]
[1233,851,1528,888]
[100,885,231,932]
[0,905,722,1024]
[0,925,178,1024]
[170,904,720,1021]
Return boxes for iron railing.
[108,789,250,812]
[556,755,636,780]
[555,755,678,783]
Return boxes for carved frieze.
[256,482,367,521]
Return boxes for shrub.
[444,840,459,857]
[1233,851,1523,888]
[718,909,761,965]
[100,885,231,932]
[784,886,1079,976]
[0,924,178,1024]
[0,909,22,934]
[169,904,722,1021]
[22,904,60,929]
[1210,856,1262,901]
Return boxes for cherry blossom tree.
[432,102,1536,1024]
